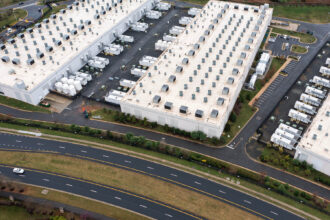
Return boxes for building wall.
[121,102,222,137]
[295,146,330,176]
[0,0,155,105]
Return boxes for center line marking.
[147,166,154,170]
[90,189,97,193]
[194,181,201,185]
[65,184,72,187]
[270,211,278,216]
[218,190,226,194]
[165,213,173,218]
[139,204,147,208]
[115,197,122,200]
[170,173,177,177]
[102,155,109,158]
[244,200,251,204]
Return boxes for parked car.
[39,101,50,107]
[18,2,24,5]
[13,168,25,174]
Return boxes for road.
[0,164,201,220]
[0,132,305,220]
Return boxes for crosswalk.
[254,75,286,108]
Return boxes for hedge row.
[0,114,328,212]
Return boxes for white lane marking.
[124,160,131,163]
[270,211,278,216]
[37,143,43,145]
[114,196,122,200]
[194,181,201,185]
[102,155,109,158]
[164,213,173,218]
[170,173,177,177]
[16,140,22,143]
[90,189,97,193]
[244,200,251,204]
[218,190,226,194]
[139,204,147,209]
[147,166,154,170]
[65,184,73,187]
[19,175,25,177]
[59,146,65,149]
[42,179,50,182]
[226,145,235,149]
[81,150,87,153]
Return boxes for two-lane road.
[0,132,304,220]
[0,164,201,220]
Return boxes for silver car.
[13,168,25,174]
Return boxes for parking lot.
[77,7,189,104]
[266,35,307,57]
[259,43,330,143]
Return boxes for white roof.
[260,52,270,61]
[0,0,148,90]
[297,95,330,160]
[121,0,272,125]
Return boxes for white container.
[67,78,75,85]
[68,85,76,96]
[61,77,68,84]
[62,83,69,94]
[73,80,82,91]
[55,82,63,93]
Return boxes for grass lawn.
[0,95,50,113]
[271,27,316,44]
[0,206,47,220]
[0,0,23,8]
[291,44,308,54]
[0,151,258,220]
[0,9,27,29]
[273,6,330,24]
[0,123,329,219]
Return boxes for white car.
[13,168,25,174]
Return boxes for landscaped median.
[0,114,329,219]
[0,151,258,220]
[291,44,308,54]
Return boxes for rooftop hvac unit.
[222,87,229,95]
[27,58,35,65]
[210,109,218,118]
[12,58,20,65]
[60,9,66,14]
[164,102,172,110]
[18,33,24,39]
[195,109,203,118]
[1,56,9,63]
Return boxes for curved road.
[0,132,303,220]
[0,164,201,220]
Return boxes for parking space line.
[139,204,147,208]
[65,184,73,187]
[147,166,154,170]
[244,200,251,204]
[164,213,173,218]
[218,190,226,194]
[42,178,50,182]
[170,173,177,177]
[102,155,109,158]
[270,211,278,215]
[114,196,122,200]
[124,160,132,163]
[194,181,201,185]
[81,150,87,153]
[90,189,97,193]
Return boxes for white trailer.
[278,123,302,137]
[305,86,326,99]
[88,60,105,69]
[93,56,109,65]
[163,34,176,42]
[104,44,124,56]
[259,52,270,64]
[169,26,185,36]
[179,17,193,26]
[120,79,136,88]
[108,89,126,97]
[270,133,295,150]
[156,2,171,11]
[146,10,162,19]
[319,66,330,77]
[288,109,311,124]
[326,58,330,67]
[312,76,330,88]
[294,101,317,115]
[299,93,321,107]
[139,56,157,67]
[118,34,134,43]
[105,94,122,105]
[131,68,146,77]
[131,22,149,32]
[274,128,299,142]
[256,62,266,75]
[188,8,201,16]
[155,40,171,51]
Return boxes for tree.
[229,112,237,122]
[304,169,311,176]
[224,124,231,132]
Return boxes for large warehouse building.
[295,95,330,176]
[120,0,273,138]
[0,0,156,105]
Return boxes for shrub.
[229,112,237,122]
[304,169,312,176]
[224,124,231,132]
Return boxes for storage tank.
[67,78,75,85]
[55,82,63,93]
[73,81,82,91]
[62,83,69,94]
[61,77,68,84]
[68,85,76,96]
